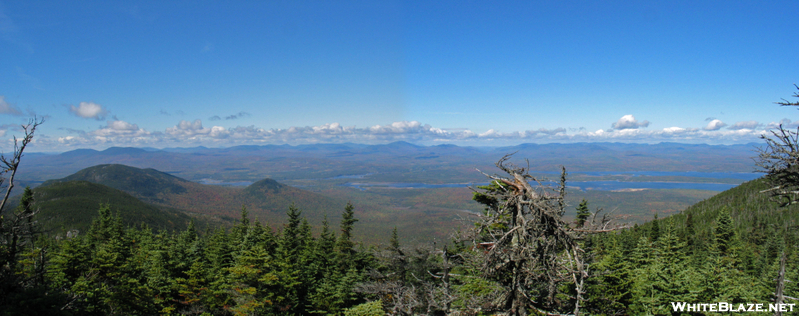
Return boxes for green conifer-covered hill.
[637,177,799,251]
[42,164,189,203]
[21,180,198,235]
[582,177,799,314]
[39,164,348,229]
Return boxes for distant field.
[286,178,720,244]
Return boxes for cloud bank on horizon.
[17,111,795,151]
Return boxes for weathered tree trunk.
[473,154,625,316]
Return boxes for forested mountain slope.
[639,177,799,254]
[584,177,799,314]
[16,181,198,234]
[41,164,348,228]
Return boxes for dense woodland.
[1,172,798,315]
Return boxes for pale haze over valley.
[1,1,799,151]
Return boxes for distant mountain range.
[19,142,760,186]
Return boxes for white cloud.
[166,119,229,139]
[69,102,108,120]
[727,120,760,130]
[704,119,727,131]
[478,129,499,137]
[611,115,650,130]
[91,120,149,138]
[108,120,139,131]
[766,118,799,130]
[51,119,153,147]
[663,127,686,133]
[0,96,22,115]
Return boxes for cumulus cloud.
[69,102,108,120]
[611,115,650,130]
[0,96,22,115]
[55,119,152,146]
[91,120,149,138]
[209,115,221,121]
[766,118,799,130]
[108,120,139,131]
[727,120,761,130]
[704,119,727,131]
[663,127,686,133]
[166,119,229,139]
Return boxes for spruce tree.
[337,202,358,271]
[714,207,735,256]
[650,213,660,242]
[575,199,591,228]
[586,237,632,315]
[631,219,695,314]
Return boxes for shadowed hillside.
[17,181,199,235]
[41,164,349,230]
[44,164,189,203]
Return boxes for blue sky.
[2,1,799,151]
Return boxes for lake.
[342,171,764,192]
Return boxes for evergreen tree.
[684,212,696,258]
[714,207,735,256]
[575,198,591,228]
[203,228,234,311]
[650,213,660,242]
[0,187,67,315]
[631,219,695,315]
[585,236,632,315]
[281,204,302,255]
[387,226,407,282]
[337,202,358,271]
